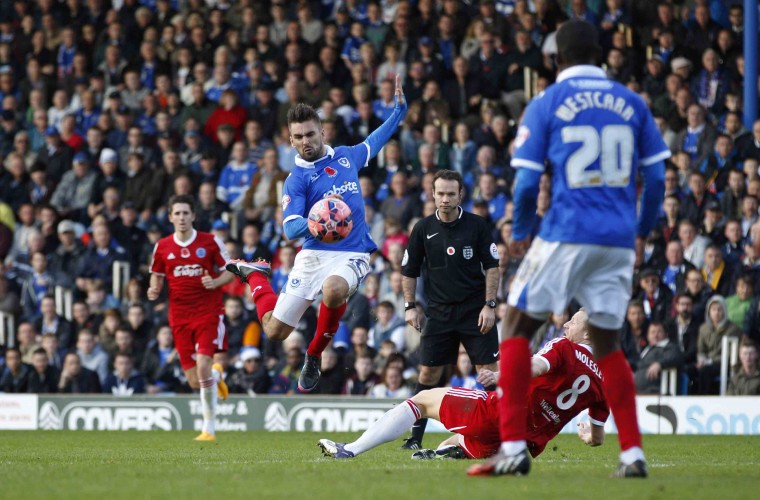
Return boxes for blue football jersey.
[512,65,671,249]
[282,144,376,253]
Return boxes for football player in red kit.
[148,194,234,441]
[318,309,607,460]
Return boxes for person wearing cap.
[670,56,693,81]
[413,35,446,84]
[642,54,666,98]
[36,125,73,184]
[90,148,126,204]
[49,219,86,288]
[227,347,270,394]
[50,152,98,221]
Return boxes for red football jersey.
[526,338,609,456]
[150,230,229,326]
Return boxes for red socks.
[247,273,277,323]
[597,350,642,451]
[498,337,531,442]
[306,302,346,357]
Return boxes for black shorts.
[420,300,499,367]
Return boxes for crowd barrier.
[2,394,759,435]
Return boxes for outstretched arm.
[477,355,550,385]
[362,75,408,163]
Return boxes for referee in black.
[400,169,500,449]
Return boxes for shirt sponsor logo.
[447,246,455,256]
[174,264,204,277]
[180,248,191,259]
[196,247,206,258]
[463,246,473,259]
[282,195,291,210]
[515,125,530,149]
[324,181,360,197]
[338,157,350,168]
[324,166,337,177]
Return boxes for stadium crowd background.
[0,0,759,398]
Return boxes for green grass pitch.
[1,432,758,499]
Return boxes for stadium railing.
[0,311,14,348]
[55,286,73,321]
[112,260,130,301]
[660,367,678,396]
[719,335,740,396]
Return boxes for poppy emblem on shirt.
[324,166,337,177]
[180,248,191,258]
[447,246,455,256]
[338,157,350,168]
[196,247,206,258]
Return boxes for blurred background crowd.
[0,0,759,398]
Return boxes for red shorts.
[439,388,501,459]
[172,314,227,371]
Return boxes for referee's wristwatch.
[485,300,497,309]
[404,301,417,311]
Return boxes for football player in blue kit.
[467,21,668,478]
[226,75,408,392]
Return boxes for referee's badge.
[490,243,499,259]
[463,246,473,259]
[402,250,409,266]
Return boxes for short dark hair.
[556,20,602,67]
[168,194,195,213]
[377,300,395,312]
[287,103,321,128]
[433,169,464,192]
[32,347,48,357]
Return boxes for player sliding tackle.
[319,309,607,461]
[226,75,408,392]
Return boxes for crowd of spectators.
[1,0,759,397]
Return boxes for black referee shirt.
[401,208,499,306]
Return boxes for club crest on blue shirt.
[338,157,350,168]
[196,247,206,258]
